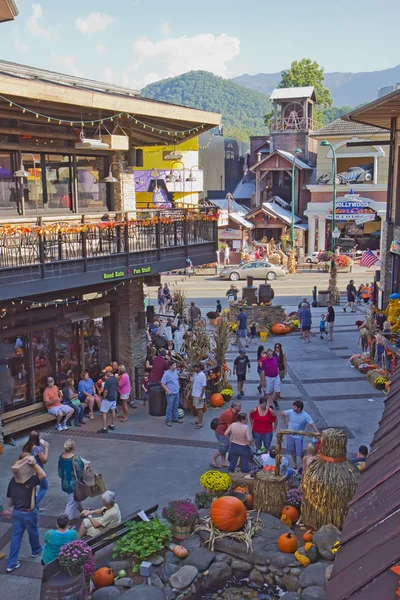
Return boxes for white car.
[305,252,320,264]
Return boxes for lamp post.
[291,149,302,250]
[321,140,338,250]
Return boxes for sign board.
[326,196,376,226]
[219,228,241,240]
[390,240,400,255]
[102,266,151,280]
[218,210,229,227]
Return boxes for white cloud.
[160,21,171,37]
[27,3,57,41]
[133,33,240,80]
[76,12,114,34]
[52,54,84,78]
[143,72,161,86]
[96,43,106,54]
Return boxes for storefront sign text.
[103,265,151,280]
[326,197,376,225]
[132,266,151,275]
[103,270,126,280]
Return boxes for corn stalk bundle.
[301,428,360,530]
[174,328,211,406]
[171,285,187,317]
[212,316,235,391]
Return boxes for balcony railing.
[273,116,314,131]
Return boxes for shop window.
[55,324,79,388]
[0,152,20,212]
[21,153,43,213]
[44,154,73,210]
[83,319,109,379]
[76,156,108,211]
[336,158,374,184]
[0,335,29,410]
[32,330,52,401]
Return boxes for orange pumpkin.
[234,486,247,494]
[173,545,189,559]
[277,532,298,554]
[271,323,287,335]
[282,505,300,523]
[210,393,224,408]
[245,494,253,510]
[385,380,391,392]
[92,567,115,589]
[210,496,247,532]
[303,530,313,543]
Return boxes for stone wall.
[230,304,286,331]
[112,151,136,214]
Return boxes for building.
[0,0,18,22]
[305,118,389,254]
[0,60,220,417]
[245,197,303,244]
[345,89,400,302]
[212,197,253,261]
[377,83,400,99]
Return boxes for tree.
[279,59,333,107]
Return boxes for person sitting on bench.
[43,377,74,433]
[78,491,121,538]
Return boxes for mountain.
[142,71,271,141]
[232,64,400,106]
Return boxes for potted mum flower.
[58,540,94,577]
[162,499,199,540]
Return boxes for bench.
[41,504,159,583]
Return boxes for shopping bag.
[89,473,106,498]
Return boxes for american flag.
[360,249,380,268]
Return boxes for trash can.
[318,291,330,307]
[149,385,167,417]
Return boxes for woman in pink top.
[118,365,131,422]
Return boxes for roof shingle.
[311,118,383,137]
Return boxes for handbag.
[89,473,106,498]
[72,457,89,503]
[71,398,81,408]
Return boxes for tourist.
[226,284,239,302]
[95,372,105,396]
[369,282,375,304]
[249,398,277,451]
[145,346,156,373]
[299,302,312,343]
[43,377,74,433]
[326,301,335,341]
[42,513,78,565]
[249,322,257,344]
[352,445,369,470]
[224,244,230,266]
[4,456,46,572]
[361,284,370,304]
[210,400,241,468]
[233,349,251,399]
[149,348,169,386]
[224,412,253,473]
[141,372,149,404]
[110,361,119,377]
[260,348,281,410]
[161,362,182,427]
[216,299,222,315]
[166,339,176,358]
[63,378,85,427]
[79,491,121,538]
[319,314,327,339]
[273,343,287,399]
[357,283,364,305]
[236,306,248,349]
[166,317,178,334]
[344,279,357,313]
[163,283,172,310]
[58,439,86,520]
[255,248,261,260]
[118,365,131,422]
[189,301,201,328]
[98,371,118,433]
[192,363,207,430]
[20,430,49,506]
[302,443,318,474]
[260,447,293,479]
[298,297,310,309]
[157,286,165,314]
[281,400,319,470]
[256,345,265,394]
[78,371,101,420]
[216,249,220,265]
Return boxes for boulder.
[249,568,264,584]
[283,573,300,592]
[152,556,164,566]
[201,562,232,592]
[169,566,198,590]
[179,535,201,551]
[164,552,181,565]
[182,547,215,571]
[254,564,269,573]
[302,586,326,600]
[267,551,298,569]
[92,588,121,600]
[150,573,164,590]
[115,578,134,589]
[120,585,165,600]
[159,562,180,583]
[325,564,334,582]
[163,587,177,600]
[312,525,341,561]
[231,559,253,572]
[299,563,326,589]
[280,594,302,600]
[290,568,302,576]
[107,560,131,577]
[215,552,230,563]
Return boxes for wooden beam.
[0,126,78,140]
[1,141,113,155]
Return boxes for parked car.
[317,165,373,185]
[219,261,286,281]
[305,252,320,264]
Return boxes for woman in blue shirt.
[42,513,78,565]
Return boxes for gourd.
[173,545,189,559]
[294,551,311,567]
[282,505,300,523]
[210,496,247,532]
[92,567,115,589]
[277,532,298,553]
[280,514,293,528]
[306,544,320,564]
[210,393,224,408]
[271,323,287,335]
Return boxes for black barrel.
[149,385,167,416]
[259,284,275,304]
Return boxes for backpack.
[210,417,219,431]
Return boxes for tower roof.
[270,86,316,101]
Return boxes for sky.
[0,0,399,90]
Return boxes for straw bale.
[254,471,287,517]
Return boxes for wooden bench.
[41,504,159,583]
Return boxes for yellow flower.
[200,471,231,492]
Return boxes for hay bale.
[254,471,287,517]
[366,369,381,384]
[301,428,360,530]
[352,358,362,369]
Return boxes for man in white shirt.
[192,363,207,430]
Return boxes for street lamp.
[291,149,302,249]
[321,140,338,250]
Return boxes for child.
[216,299,222,314]
[250,322,257,344]
[141,372,149,405]
[319,314,327,339]
[302,443,318,474]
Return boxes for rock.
[179,535,201,551]
[115,578,134,589]
[92,588,121,600]
[152,556,165,566]
[215,552,229,563]
[121,585,165,600]
[107,560,131,577]
[325,564,334,582]
[268,564,280,574]
[254,564,269,573]
[159,562,181,583]
[283,573,300,592]
[182,547,215,571]
[169,566,198,590]
[264,573,275,585]
[280,593,302,600]
[249,568,264,584]
[201,562,232,592]
[312,525,341,561]
[302,586,326,600]
[275,575,285,588]
[150,573,164,590]
[198,509,210,519]
[231,559,253,572]
[299,563,326,589]
[290,568,302,576]
[163,587,176,600]
[164,552,181,565]
[267,551,297,569]
[283,567,291,573]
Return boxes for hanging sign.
[390,240,400,255]
[326,196,376,225]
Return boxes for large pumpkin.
[271,323,287,335]
[277,532,298,554]
[92,567,115,589]
[210,496,247,532]
[210,393,224,408]
[282,505,300,524]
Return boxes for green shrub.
[112,518,172,569]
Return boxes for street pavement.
[0,267,382,598]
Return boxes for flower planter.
[171,524,193,540]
